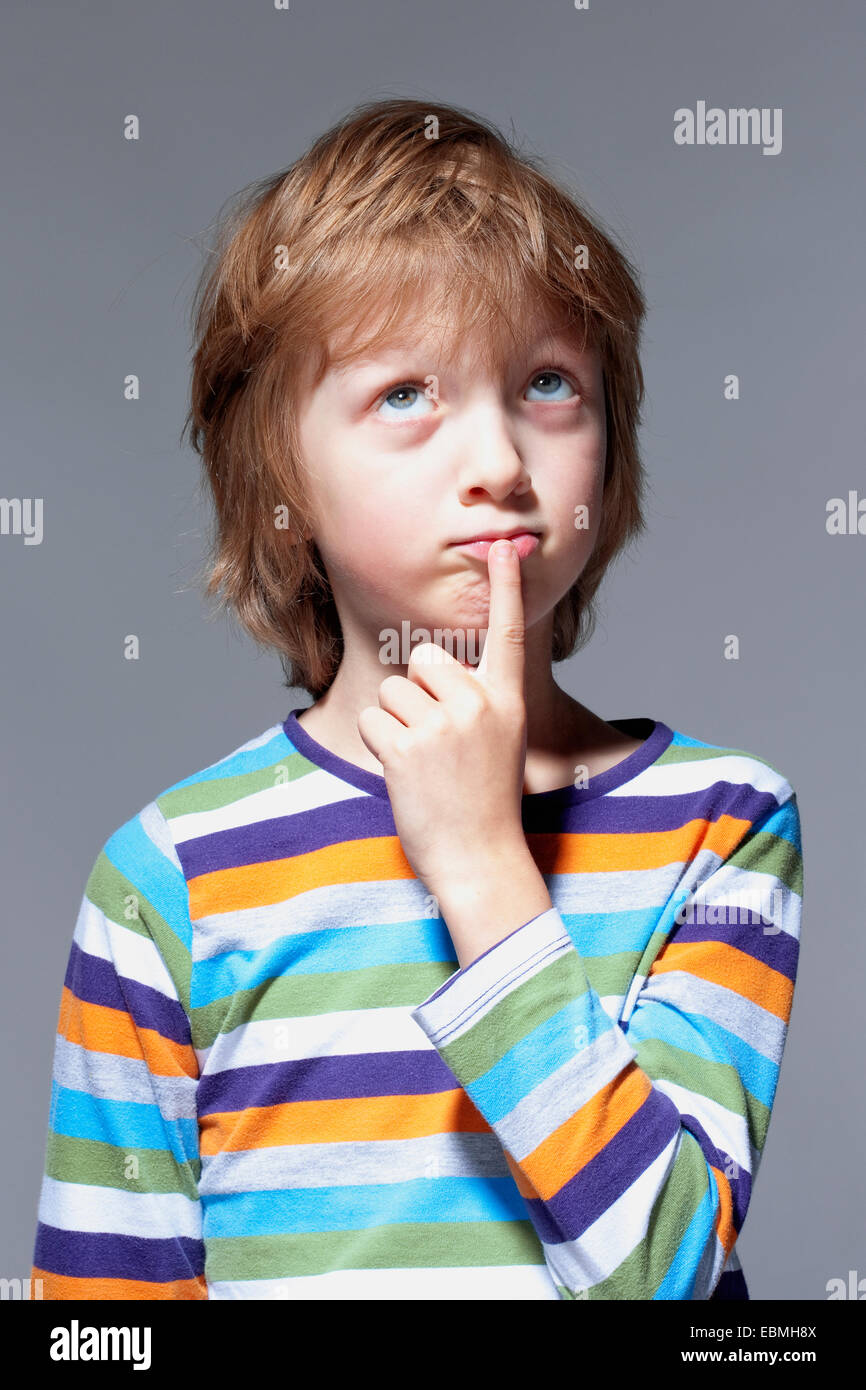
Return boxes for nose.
[455,403,531,502]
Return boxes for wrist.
[423,836,534,904]
[426,847,554,969]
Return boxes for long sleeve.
[31,802,207,1299]
[410,790,802,1300]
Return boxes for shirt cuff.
[410,906,571,1044]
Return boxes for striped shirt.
[32,707,803,1300]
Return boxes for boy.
[31,97,802,1300]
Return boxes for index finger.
[475,538,525,689]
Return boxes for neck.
[298,614,596,776]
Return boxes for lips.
[452,532,541,561]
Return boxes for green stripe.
[431,949,591,1085]
[205,1220,545,1281]
[635,1035,772,1149]
[45,1131,200,1200]
[86,850,193,1013]
[191,961,455,1050]
[157,750,317,820]
[658,742,780,773]
[558,1135,711,1298]
[727,824,803,897]
[583,949,645,997]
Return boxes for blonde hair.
[182,96,648,698]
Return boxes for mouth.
[450,531,541,561]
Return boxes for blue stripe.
[190,918,456,1007]
[104,815,192,953]
[464,991,620,1124]
[49,1080,198,1166]
[626,1001,779,1108]
[160,729,295,792]
[559,904,669,957]
[653,1178,718,1299]
[201,1176,529,1237]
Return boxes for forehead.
[326,305,595,379]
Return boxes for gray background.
[2,0,863,1300]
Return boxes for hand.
[357,539,529,893]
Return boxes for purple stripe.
[176,797,396,880]
[34,1223,204,1283]
[672,915,798,983]
[710,1265,749,1300]
[197,1049,459,1116]
[526,781,783,836]
[65,942,191,1046]
[680,1112,753,1231]
[526,1083,682,1244]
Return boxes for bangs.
[284,149,599,389]
[318,246,593,383]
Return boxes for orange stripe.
[58,986,198,1079]
[189,837,415,918]
[31,1266,208,1300]
[518,1062,652,1200]
[527,813,753,877]
[200,1089,490,1156]
[188,815,754,918]
[649,941,793,1021]
[709,1165,737,1255]
[504,1149,539,1200]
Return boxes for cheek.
[316,506,419,598]
[544,454,605,544]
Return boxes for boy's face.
[294,304,607,661]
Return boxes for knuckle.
[391,730,413,760]
[407,641,436,669]
[459,691,486,722]
[378,674,402,701]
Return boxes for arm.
[32,804,206,1299]
[411,791,802,1300]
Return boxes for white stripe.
[651,1077,757,1178]
[73,896,178,999]
[199,1131,510,1193]
[195,1005,437,1072]
[194,991,628,1075]
[672,863,801,941]
[169,765,368,846]
[725,1244,742,1272]
[38,1176,200,1239]
[192,877,438,962]
[550,861,695,917]
[139,799,184,875]
[491,1022,638,1160]
[171,723,286,787]
[207,1263,560,1300]
[610,751,792,804]
[52,1035,197,1118]
[635,969,787,1061]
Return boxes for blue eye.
[376,383,435,422]
[525,370,576,402]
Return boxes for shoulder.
[654,721,800,841]
[87,719,293,904]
